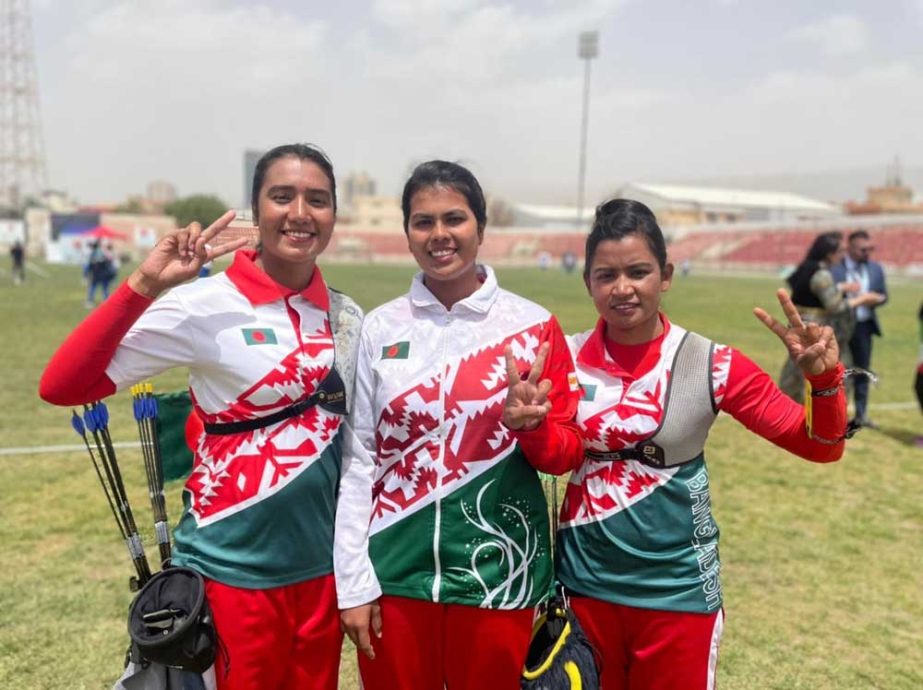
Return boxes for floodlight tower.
[576,31,598,229]
[0,0,47,211]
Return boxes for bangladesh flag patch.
[242,328,278,345]
[381,341,410,360]
[580,383,597,401]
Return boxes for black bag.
[128,567,216,674]
[521,595,600,690]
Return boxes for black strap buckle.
[586,442,667,468]
[203,367,348,436]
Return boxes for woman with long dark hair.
[40,143,358,690]
[779,231,882,401]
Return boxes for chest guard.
[327,287,363,400]
[587,331,718,469]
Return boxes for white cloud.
[43,1,330,204]
[787,13,869,56]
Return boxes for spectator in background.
[915,303,923,448]
[84,240,117,307]
[831,230,888,428]
[102,243,119,296]
[779,232,881,403]
[10,239,25,285]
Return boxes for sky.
[27,0,923,207]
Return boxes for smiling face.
[406,185,484,308]
[255,155,335,289]
[585,233,674,345]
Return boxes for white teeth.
[284,231,315,239]
[431,249,454,257]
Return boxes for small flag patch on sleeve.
[580,383,597,401]
[381,341,410,359]
[242,328,278,345]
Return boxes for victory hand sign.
[753,289,840,377]
[128,210,249,298]
[502,342,554,432]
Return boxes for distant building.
[845,159,923,215]
[343,172,376,206]
[243,149,264,208]
[348,195,402,229]
[510,204,595,230]
[146,180,177,209]
[612,182,841,225]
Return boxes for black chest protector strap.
[586,331,717,469]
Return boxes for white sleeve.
[105,291,197,389]
[333,325,383,609]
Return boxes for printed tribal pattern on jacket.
[371,329,541,528]
[189,325,341,528]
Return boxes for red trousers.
[204,574,342,690]
[569,596,724,690]
[358,595,535,690]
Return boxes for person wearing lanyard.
[39,143,359,690]
[831,230,888,428]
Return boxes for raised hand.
[128,210,249,298]
[753,289,840,376]
[502,342,553,431]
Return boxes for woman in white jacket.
[333,160,584,690]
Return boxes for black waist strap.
[585,446,701,469]
[586,444,667,468]
[204,367,347,436]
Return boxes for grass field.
[1,260,921,689]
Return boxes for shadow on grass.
[875,424,923,447]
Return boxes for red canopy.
[81,225,129,240]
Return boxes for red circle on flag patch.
[387,345,399,357]
[253,331,266,342]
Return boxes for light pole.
[576,31,598,229]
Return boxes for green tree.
[165,194,228,228]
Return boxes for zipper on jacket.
[431,312,452,602]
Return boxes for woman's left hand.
[502,342,553,431]
[754,288,840,376]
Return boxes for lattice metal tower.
[0,0,47,211]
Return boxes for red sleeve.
[718,348,846,463]
[38,282,154,405]
[512,316,584,475]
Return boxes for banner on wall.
[47,213,101,264]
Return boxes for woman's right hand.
[340,600,383,660]
[127,210,248,298]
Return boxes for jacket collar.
[409,264,498,314]
[225,249,329,310]
[577,313,672,376]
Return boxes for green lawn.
[1,261,921,689]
